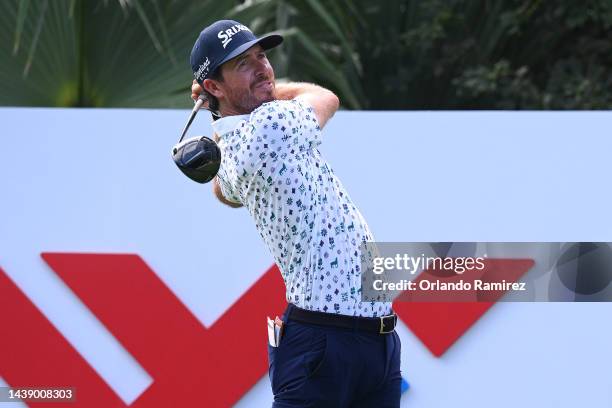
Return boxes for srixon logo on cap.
[218,23,251,48]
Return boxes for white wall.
[1,108,611,407]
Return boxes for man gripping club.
[189,20,401,408]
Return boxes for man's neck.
[219,99,275,118]
[219,108,243,117]
[219,104,250,118]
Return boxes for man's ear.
[203,78,224,99]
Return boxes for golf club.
[172,94,221,184]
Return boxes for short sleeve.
[249,99,322,153]
[215,121,256,205]
[216,172,242,204]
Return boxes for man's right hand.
[191,79,204,103]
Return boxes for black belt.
[287,305,397,334]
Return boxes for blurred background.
[2,0,612,110]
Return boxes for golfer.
[190,20,401,407]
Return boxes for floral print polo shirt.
[212,98,391,317]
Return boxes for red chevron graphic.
[1,268,125,407]
[1,254,286,407]
[1,254,532,406]
[393,259,534,357]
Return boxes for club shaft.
[178,97,206,143]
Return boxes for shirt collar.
[211,114,251,138]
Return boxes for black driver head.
[172,135,221,183]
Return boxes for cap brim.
[217,34,283,68]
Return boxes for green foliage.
[447,1,612,109]
[338,0,612,109]
[0,0,243,108]
[1,0,611,109]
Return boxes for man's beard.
[226,82,275,114]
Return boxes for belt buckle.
[379,314,396,334]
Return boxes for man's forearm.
[275,82,325,100]
[275,82,340,128]
[212,177,243,208]
[210,132,242,207]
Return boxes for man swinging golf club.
[189,20,401,408]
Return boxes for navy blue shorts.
[268,304,402,408]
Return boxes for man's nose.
[253,58,270,77]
